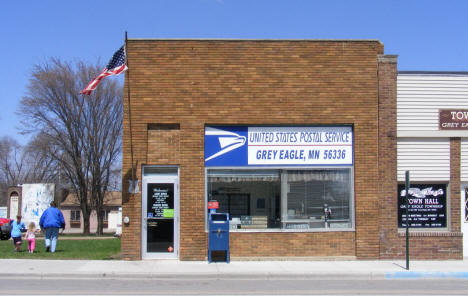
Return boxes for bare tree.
[0,137,26,188]
[84,76,122,235]
[0,137,24,203]
[0,135,60,204]
[18,58,123,235]
[107,166,122,192]
[22,133,59,184]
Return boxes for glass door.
[462,186,468,257]
[142,168,178,259]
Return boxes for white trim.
[461,139,468,182]
[398,131,468,138]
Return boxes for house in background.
[60,191,121,234]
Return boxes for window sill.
[70,224,81,229]
[398,231,462,237]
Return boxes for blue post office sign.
[204,126,353,167]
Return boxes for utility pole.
[405,170,410,270]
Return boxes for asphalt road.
[1,277,468,295]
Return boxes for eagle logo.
[205,127,246,161]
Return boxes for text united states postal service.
[204,126,353,166]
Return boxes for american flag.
[80,45,128,95]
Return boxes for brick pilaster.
[450,137,461,232]
[377,55,398,259]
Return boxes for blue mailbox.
[208,212,230,263]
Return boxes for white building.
[397,71,468,257]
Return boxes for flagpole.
[125,31,136,194]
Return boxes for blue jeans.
[45,227,59,252]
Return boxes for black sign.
[147,183,174,219]
[398,183,447,228]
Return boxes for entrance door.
[9,194,18,219]
[142,168,179,259]
[462,186,468,257]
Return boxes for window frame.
[101,209,110,228]
[101,209,109,222]
[70,209,81,228]
[70,210,81,221]
[205,166,355,232]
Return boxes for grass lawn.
[0,238,121,260]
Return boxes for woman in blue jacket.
[39,201,65,253]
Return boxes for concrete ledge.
[398,232,463,237]
[378,54,398,63]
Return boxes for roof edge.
[127,38,382,44]
[399,71,468,75]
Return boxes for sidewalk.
[1,259,468,280]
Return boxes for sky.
[1,0,468,144]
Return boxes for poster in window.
[397,183,447,228]
[147,183,174,219]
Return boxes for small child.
[11,215,25,252]
[24,222,37,253]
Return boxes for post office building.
[121,39,461,260]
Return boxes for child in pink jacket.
[24,222,38,253]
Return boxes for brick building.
[121,39,462,260]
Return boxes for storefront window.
[285,169,352,229]
[207,168,353,231]
[207,170,281,230]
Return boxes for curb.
[385,271,468,279]
[2,271,468,280]
[0,272,385,280]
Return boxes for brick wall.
[450,138,461,233]
[122,40,386,260]
[396,232,462,260]
[229,232,355,258]
[147,125,180,164]
[377,55,399,258]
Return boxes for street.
[2,277,468,295]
